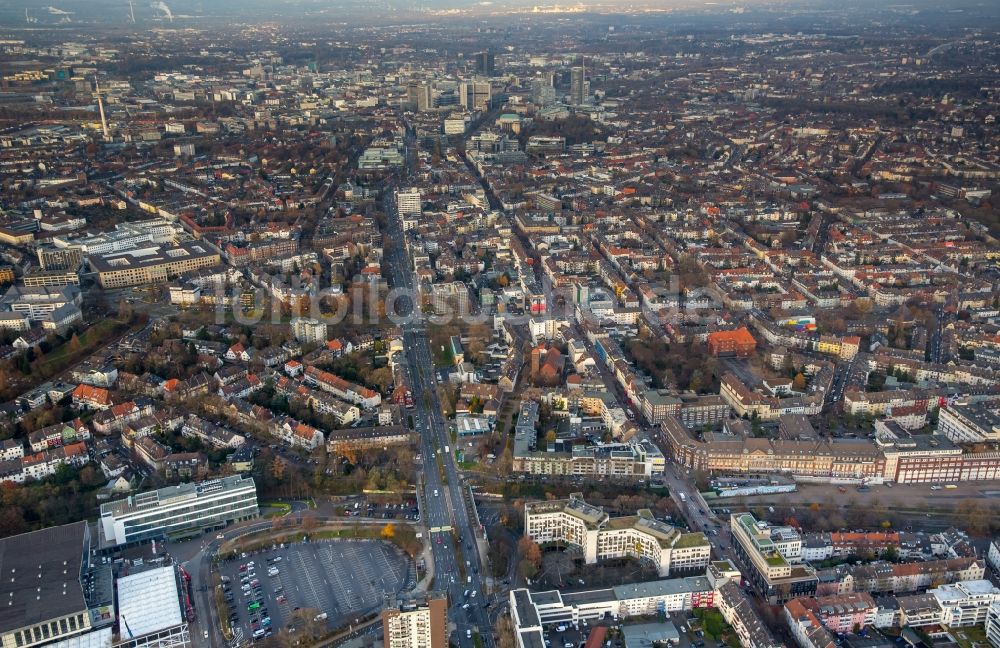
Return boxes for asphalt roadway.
[382,185,495,648]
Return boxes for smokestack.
[128,0,136,23]
[95,81,110,140]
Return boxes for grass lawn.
[36,318,128,372]
[954,626,987,648]
[694,608,728,640]
[259,501,292,517]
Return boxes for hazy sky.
[5,0,999,26]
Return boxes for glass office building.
[100,476,258,547]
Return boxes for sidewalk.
[414,535,435,592]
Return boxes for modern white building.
[99,476,258,547]
[0,284,82,322]
[985,601,1000,648]
[52,220,178,255]
[510,575,716,629]
[931,580,1000,628]
[524,495,710,577]
[730,512,817,603]
[988,539,1000,575]
[938,401,1000,444]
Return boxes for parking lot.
[219,540,413,643]
[335,499,420,522]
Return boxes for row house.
[274,377,360,426]
[218,374,263,400]
[303,365,381,409]
[325,425,411,454]
[818,558,985,596]
[181,414,246,449]
[18,441,89,482]
[28,419,90,452]
[0,439,24,462]
[92,398,156,435]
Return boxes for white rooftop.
[116,566,184,638]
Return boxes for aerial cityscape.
[1,1,1000,648]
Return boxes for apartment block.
[730,512,818,603]
[382,592,448,648]
[290,317,328,344]
[524,495,710,577]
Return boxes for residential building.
[784,598,836,648]
[396,188,422,216]
[985,601,1000,648]
[988,539,1000,574]
[931,580,1000,628]
[509,575,716,628]
[715,580,783,648]
[513,422,664,479]
[730,512,818,603]
[524,495,710,577]
[382,592,448,648]
[290,317,328,345]
[304,366,381,409]
[938,400,1000,444]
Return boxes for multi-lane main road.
[382,186,495,648]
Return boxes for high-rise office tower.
[411,83,433,112]
[570,65,586,105]
[475,50,496,76]
[460,81,492,111]
[531,75,556,106]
